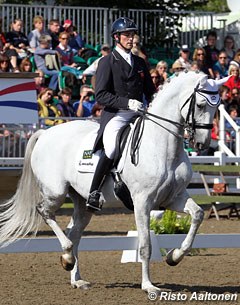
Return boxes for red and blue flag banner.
[0,77,38,124]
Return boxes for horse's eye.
[197,104,204,109]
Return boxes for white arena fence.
[0,232,240,263]
[0,109,240,169]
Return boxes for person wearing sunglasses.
[192,47,208,75]
[0,54,11,72]
[37,87,63,127]
[213,51,229,79]
[55,31,83,81]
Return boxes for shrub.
[150,210,191,234]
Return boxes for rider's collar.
[115,45,132,63]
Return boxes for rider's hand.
[128,99,144,112]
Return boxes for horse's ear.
[198,75,208,87]
[214,75,231,88]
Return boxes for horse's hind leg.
[66,188,93,289]
[166,196,204,266]
[37,196,75,271]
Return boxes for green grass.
[192,164,240,173]
[192,195,240,204]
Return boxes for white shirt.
[115,45,132,66]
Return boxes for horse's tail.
[0,129,45,247]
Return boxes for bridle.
[179,83,219,141]
[131,82,219,164]
[130,84,220,164]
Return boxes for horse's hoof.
[166,249,180,266]
[60,255,75,271]
[71,280,91,290]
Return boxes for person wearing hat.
[61,20,84,54]
[175,45,192,70]
[85,16,155,212]
[170,60,184,74]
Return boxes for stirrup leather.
[86,190,103,212]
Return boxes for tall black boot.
[86,152,113,212]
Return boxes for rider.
[86,17,155,212]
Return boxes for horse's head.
[180,74,229,150]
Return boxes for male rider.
[86,17,155,212]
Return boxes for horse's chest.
[160,167,191,195]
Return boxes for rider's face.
[119,31,135,50]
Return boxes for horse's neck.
[141,82,185,158]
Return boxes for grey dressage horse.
[0,71,228,294]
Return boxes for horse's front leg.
[166,196,204,266]
[134,198,160,294]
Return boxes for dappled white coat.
[0,71,228,293]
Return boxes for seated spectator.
[156,60,169,81]
[190,60,200,71]
[37,88,64,127]
[203,30,219,79]
[208,115,220,156]
[19,57,32,72]
[233,49,240,64]
[74,85,96,117]
[34,34,60,92]
[46,19,60,49]
[213,51,229,79]
[225,104,240,153]
[224,61,240,91]
[91,102,103,119]
[170,60,184,74]
[34,69,46,94]
[221,35,236,65]
[149,68,164,90]
[56,32,76,67]
[56,87,75,118]
[0,54,11,72]
[28,15,46,51]
[55,31,82,81]
[131,34,147,62]
[5,18,29,62]
[231,87,240,102]
[61,20,84,54]
[82,43,111,88]
[175,45,192,70]
[219,85,231,111]
[192,47,208,74]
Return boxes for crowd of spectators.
[1,16,240,154]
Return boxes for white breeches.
[103,110,136,159]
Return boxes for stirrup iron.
[86,190,103,212]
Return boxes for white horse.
[0,71,227,294]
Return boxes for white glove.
[128,99,144,112]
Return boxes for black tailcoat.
[93,49,155,152]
